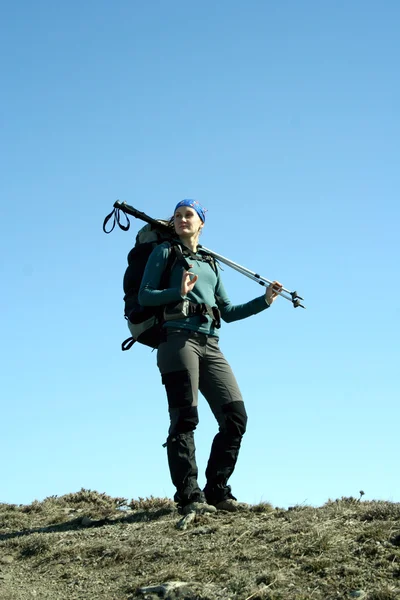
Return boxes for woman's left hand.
[266,281,283,305]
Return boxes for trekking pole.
[198,245,305,308]
[103,201,305,308]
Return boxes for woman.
[138,199,282,515]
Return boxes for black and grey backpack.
[122,221,181,350]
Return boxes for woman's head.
[172,199,206,243]
[174,199,206,223]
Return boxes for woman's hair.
[167,216,175,232]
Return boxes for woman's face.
[174,206,203,237]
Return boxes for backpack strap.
[159,243,181,288]
[187,302,221,329]
[172,244,192,271]
[204,254,218,275]
[122,336,136,351]
[173,244,218,275]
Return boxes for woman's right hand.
[265,280,283,305]
[181,265,198,296]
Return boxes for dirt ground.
[1,491,399,600]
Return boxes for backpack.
[121,222,177,350]
[121,222,220,351]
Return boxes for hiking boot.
[214,498,250,512]
[181,501,217,515]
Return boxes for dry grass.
[0,491,399,599]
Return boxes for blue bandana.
[174,199,207,223]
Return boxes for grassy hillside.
[1,490,399,600]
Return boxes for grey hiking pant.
[157,328,247,507]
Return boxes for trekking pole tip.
[293,298,306,309]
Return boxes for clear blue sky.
[1,0,399,509]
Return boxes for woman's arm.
[215,268,282,323]
[214,271,268,323]
[138,243,186,307]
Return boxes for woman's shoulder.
[150,240,173,257]
[158,240,173,250]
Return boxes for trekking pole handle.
[113,200,170,231]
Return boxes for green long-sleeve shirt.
[138,242,269,337]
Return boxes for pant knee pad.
[169,405,199,436]
[221,401,248,437]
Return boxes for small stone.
[176,512,196,530]
[138,582,189,596]
[81,516,93,526]
[0,555,14,564]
